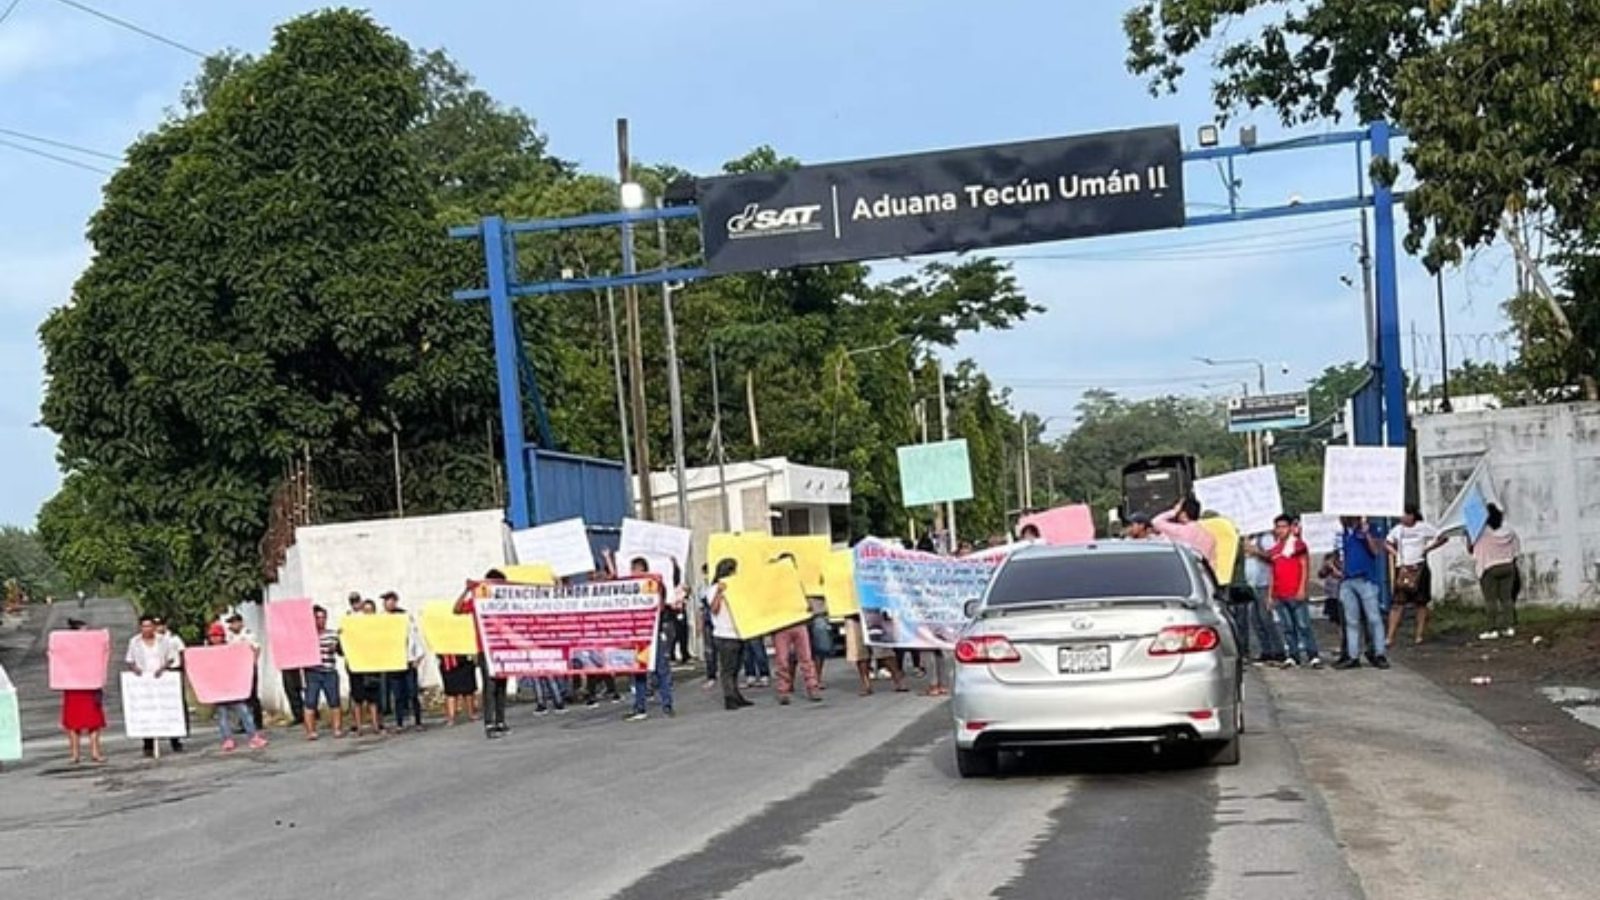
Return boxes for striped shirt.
[316,627,340,671]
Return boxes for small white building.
[644,456,850,574]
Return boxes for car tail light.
[954,635,1021,664]
[1148,625,1221,656]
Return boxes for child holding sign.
[203,624,268,752]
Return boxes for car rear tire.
[956,745,999,778]
[1206,735,1241,767]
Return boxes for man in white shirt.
[1385,504,1447,646]
[126,616,185,756]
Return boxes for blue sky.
[0,0,1517,526]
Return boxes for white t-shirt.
[125,635,168,675]
[709,585,739,639]
[1388,522,1440,567]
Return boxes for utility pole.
[617,118,654,519]
[657,201,690,530]
[937,358,956,551]
[709,343,731,531]
[1020,418,1033,511]
[1436,269,1453,413]
[605,286,636,509]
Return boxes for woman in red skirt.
[60,618,107,764]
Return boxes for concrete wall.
[256,509,510,713]
[1417,403,1600,606]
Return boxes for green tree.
[0,526,67,599]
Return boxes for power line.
[0,0,25,29]
[0,137,112,174]
[0,126,121,161]
[52,0,206,58]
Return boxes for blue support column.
[1367,121,1409,448]
[482,215,532,529]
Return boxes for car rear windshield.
[985,552,1193,606]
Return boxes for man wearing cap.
[225,613,265,731]
[1122,512,1157,540]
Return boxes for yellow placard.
[821,549,859,619]
[1199,517,1241,583]
[767,535,830,595]
[724,560,811,639]
[340,615,408,673]
[499,563,557,585]
[708,532,770,584]
[420,600,477,656]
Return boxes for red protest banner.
[468,578,661,678]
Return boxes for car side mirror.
[963,599,981,619]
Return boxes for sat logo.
[725,202,824,239]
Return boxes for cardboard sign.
[707,532,772,585]
[120,672,188,739]
[0,688,19,763]
[498,563,557,585]
[1018,504,1095,544]
[724,560,812,640]
[471,579,661,678]
[1194,466,1283,537]
[48,629,110,690]
[421,599,478,656]
[896,439,975,507]
[340,615,408,673]
[853,538,1005,649]
[1297,513,1343,556]
[1198,517,1241,582]
[619,518,693,568]
[767,535,830,595]
[1322,446,1407,517]
[265,599,321,671]
[184,643,255,704]
[821,549,860,619]
[509,518,595,578]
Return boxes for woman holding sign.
[59,619,106,764]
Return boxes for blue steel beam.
[448,205,698,239]
[481,215,533,529]
[452,266,708,302]
[1367,121,1408,448]
[1180,128,1369,163]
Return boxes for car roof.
[1006,539,1193,562]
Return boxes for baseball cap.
[1126,512,1152,526]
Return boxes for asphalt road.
[2,604,1364,900]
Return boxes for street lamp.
[619,181,646,210]
[1194,355,1273,394]
[830,336,910,464]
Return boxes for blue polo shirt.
[1341,527,1378,580]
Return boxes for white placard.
[0,660,12,693]
[1297,513,1342,556]
[619,518,693,568]
[1322,446,1407,517]
[510,518,595,578]
[1193,466,1283,536]
[120,672,188,739]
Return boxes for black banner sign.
[696,126,1185,275]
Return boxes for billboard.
[1227,392,1311,433]
[697,126,1185,274]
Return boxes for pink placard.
[184,643,256,704]
[266,599,321,670]
[1019,504,1097,545]
[48,629,110,690]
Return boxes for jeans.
[386,669,420,728]
[632,629,675,713]
[714,638,746,703]
[1248,585,1286,659]
[1339,577,1387,659]
[304,668,340,711]
[1274,601,1320,662]
[534,677,566,708]
[742,640,770,678]
[808,615,833,662]
[478,655,506,727]
[772,624,819,696]
[216,701,258,740]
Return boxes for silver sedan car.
[951,540,1243,777]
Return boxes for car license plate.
[1058,645,1111,674]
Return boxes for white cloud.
[0,18,117,83]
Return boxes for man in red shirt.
[1257,514,1321,669]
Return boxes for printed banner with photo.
[471,578,662,679]
[853,538,1007,649]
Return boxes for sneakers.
[778,694,792,706]
[1333,657,1362,670]
[248,735,268,750]
[757,677,770,688]
[743,677,756,689]
[534,705,550,717]
[663,707,675,718]
[220,738,237,753]
[1503,628,1517,638]
[1479,630,1501,641]
[1308,657,1325,670]
[1372,656,1392,670]
[625,711,648,722]
[1280,658,1300,669]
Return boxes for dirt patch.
[1397,607,1600,785]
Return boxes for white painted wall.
[256,509,510,713]
[1417,403,1600,607]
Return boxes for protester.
[769,555,822,706]
[58,618,106,765]
[154,617,189,752]
[204,623,268,752]
[1470,503,1522,640]
[742,637,771,689]
[304,605,344,740]
[223,612,265,731]
[458,570,508,738]
[439,650,479,726]
[1265,515,1320,668]
[1121,512,1156,540]
[125,615,178,757]
[1018,523,1041,541]
[699,565,719,690]
[1241,531,1289,665]
[1386,504,1446,646]
[1152,495,1219,569]
[381,591,425,732]
[806,588,832,688]
[707,559,752,710]
[346,598,386,736]
[669,560,694,665]
[1335,517,1389,670]
[626,557,675,721]
[342,592,370,729]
